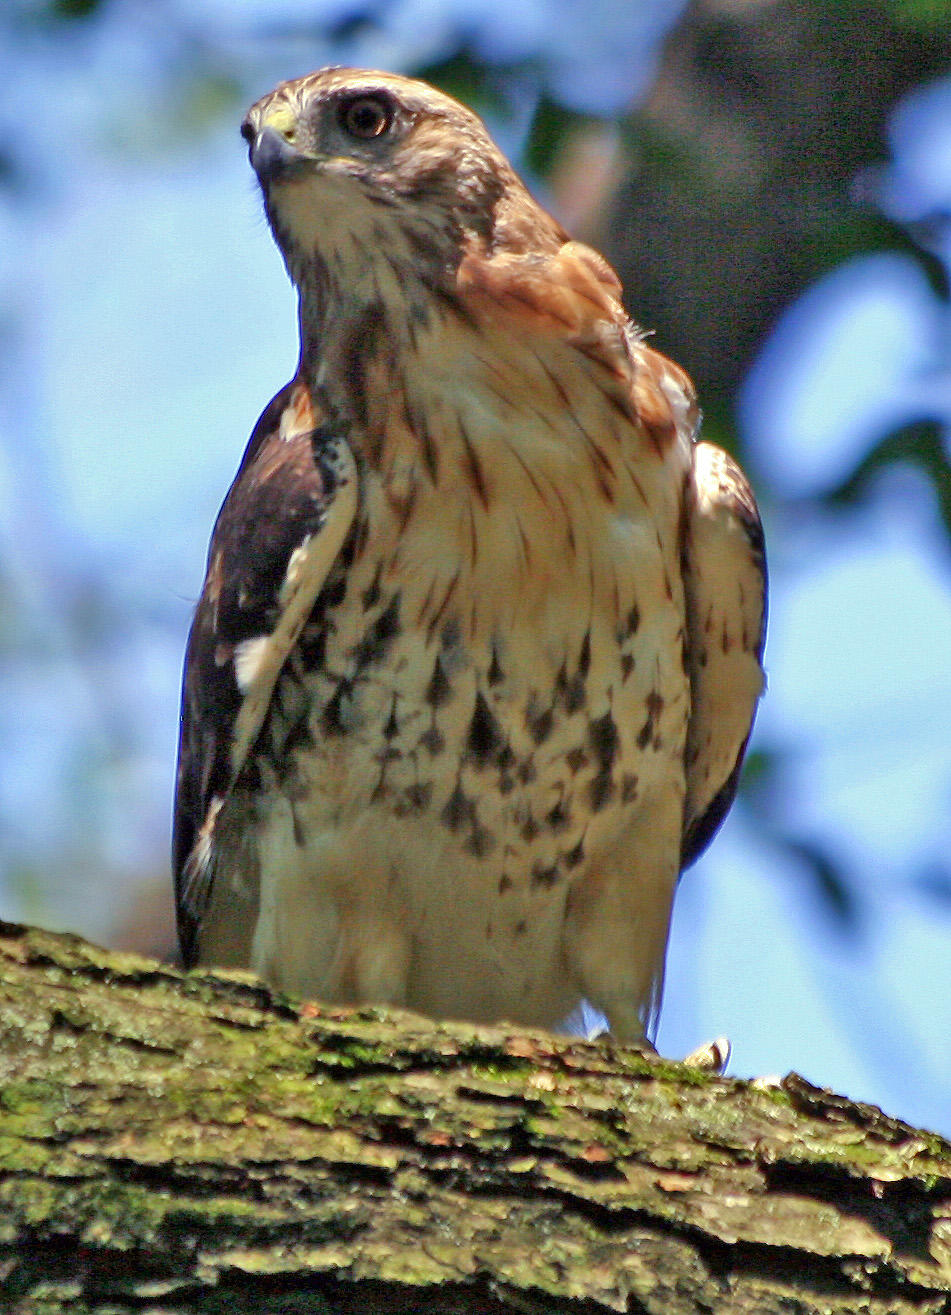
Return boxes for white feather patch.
[658,368,696,438]
[230,438,358,775]
[233,636,274,694]
[280,538,316,604]
[183,794,223,910]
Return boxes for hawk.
[173,68,766,1044]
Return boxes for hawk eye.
[338,94,394,141]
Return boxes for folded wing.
[681,441,767,868]
[172,381,357,964]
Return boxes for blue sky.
[1,2,948,1134]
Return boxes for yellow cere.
[262,105,299,141]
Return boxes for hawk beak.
[250,126,304,186]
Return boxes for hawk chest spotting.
[251,310,692,1028]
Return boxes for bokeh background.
[1,0,949,1134]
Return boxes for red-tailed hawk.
[173,68,766,1044]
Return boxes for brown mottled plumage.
[173,69,766,1042]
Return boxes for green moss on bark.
[0,921,949,1313]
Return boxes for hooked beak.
[249,126,306,187]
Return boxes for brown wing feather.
[172,380,357,964]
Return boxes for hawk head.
[240,68,566,292]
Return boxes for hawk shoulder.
[173,380,357,964]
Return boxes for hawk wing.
[681,440,767,868]
[172,380,358,965]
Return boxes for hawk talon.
[683,1036,732,1074]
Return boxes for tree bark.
[0,921,949,1313]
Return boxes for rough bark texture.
[0,921,949,1314]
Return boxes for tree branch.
[0,921,949,1313]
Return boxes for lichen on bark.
[0,920,949,1314]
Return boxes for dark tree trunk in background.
[597,0,951,426]
[0,922,949,1313]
